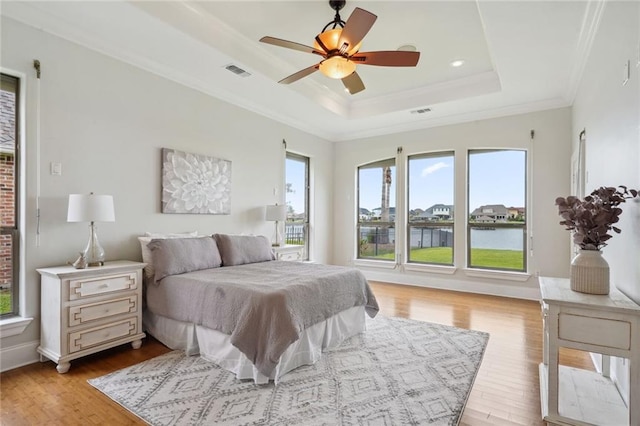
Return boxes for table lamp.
[265,204,287,247]
[67,193,115,266]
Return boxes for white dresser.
[539,276,640,425]
[272,244,305,261]
[37,261,146,373]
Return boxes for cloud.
[421,162,450,177]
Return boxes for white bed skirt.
[143,306,366,384]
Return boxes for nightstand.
[272,244,305,261]
[36,261,146,373]
[539,276,640,425]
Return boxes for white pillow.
[145,231,199,238]
[138,231,198,280]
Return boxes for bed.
[139,233,379,384]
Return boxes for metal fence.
[285,223,306,245]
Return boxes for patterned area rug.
[89,316,489,425]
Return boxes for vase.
[570,249,610,294]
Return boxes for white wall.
[332,108,573,299]
[0,17,334,366]
[571,1,640,406]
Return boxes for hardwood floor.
[0,281,593,425]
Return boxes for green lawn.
[469,248,524,270]
[361,247,524,271]
[0,290,12,315]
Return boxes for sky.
[285,157,306,216]
[286,150,526,215]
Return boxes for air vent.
[224,64,251,78]
[410,108,432,114]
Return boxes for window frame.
[466,149,528,273]
[1,72,21,318]
[285,152,310,261]
[356,158,396,262]
[406,151,455,266]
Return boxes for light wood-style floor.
[0,281,593,425]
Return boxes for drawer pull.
[99,283,109,289]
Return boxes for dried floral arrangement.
[555,185,638,250]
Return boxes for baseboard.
[1,340,40,372]
[589,352,602,373]
[362,269,540,300]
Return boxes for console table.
[539,276,640,425]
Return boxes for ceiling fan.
[260,0,420,95]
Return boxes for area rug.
[89,316,489,425]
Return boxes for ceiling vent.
[410,108,432,114]
[224,64,251,78]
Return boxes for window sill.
[464,268,531,282]
[353,259,397,270]
[403,263,457,275]
[0,316,34,338]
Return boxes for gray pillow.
[213,234,275,266]
[147,237,222,283]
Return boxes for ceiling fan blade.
[342,71,365,95]
[351,51,420,67]
[260,36,324,56]
[278,64,319,84]
[338,8,377,53]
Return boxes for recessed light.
[344,88,350,93]
[397,45,417,52]
[450,59,465,68]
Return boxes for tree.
[285,183,295,217]
[285,183,294,194]
[378,166,392,244]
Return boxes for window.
[357,159,396,261]
[407,152,454,265]
[285,153,309,260]
[468,150,526,272]
[1,73,20,317]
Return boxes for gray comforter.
[146,261,379,376]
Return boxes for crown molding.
[333,97,570,142]
[348,71,501,119]
[1,1,577,144]
[564,0,607,104]
[1,2,339,140]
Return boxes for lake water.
[470,228,524,251]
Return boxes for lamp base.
[271,220,284,247]
[83,222,106,267]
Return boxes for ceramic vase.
[570,249,609,294]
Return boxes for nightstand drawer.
[277,250,302,261]
[559,313,631,350]
[273,245,305,261]
[68,296,138,327]
[68,318,138,353]
[68,272,137,301]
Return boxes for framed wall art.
[161,148,231,214]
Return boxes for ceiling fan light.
[314,29,362,55]
[319,56,356,79]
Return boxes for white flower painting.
[162,148,231,214]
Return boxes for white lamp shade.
[67,194,115,222]
[265,204,287,222]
